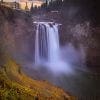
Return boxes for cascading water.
[34,22,70,73]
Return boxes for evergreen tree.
[30,2,34,12]
[45,0,48,6]
[25,2,29,11]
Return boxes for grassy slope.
[0,54,74,100]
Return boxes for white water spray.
[34,22,72,73]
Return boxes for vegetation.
[0,52,74,100]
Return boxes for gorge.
[0,1,100,99]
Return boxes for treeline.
[30,0,97,12]
[41,0,63,11]
[39,0,96,12]
[30,0,65,13]
[30,0,100,24]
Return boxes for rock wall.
[0,5,35,64]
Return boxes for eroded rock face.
[0,6,35,64]
[86,27,100,72]
[48,3,100,72]
[60,20,100,72]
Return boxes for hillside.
[0,52,73,100]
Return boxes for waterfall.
[34,22,69,73]
[34,22,60,63]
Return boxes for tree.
[45,0,48,7]
[25,2,29,11]
[30,2,34,12]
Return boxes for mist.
[32,21,89,77]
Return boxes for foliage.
[0,55,73,100]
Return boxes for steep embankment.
[0,53,72,100]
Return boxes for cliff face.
[0,5,35,64]
[45,7,100,72]
[1,5,100,72]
